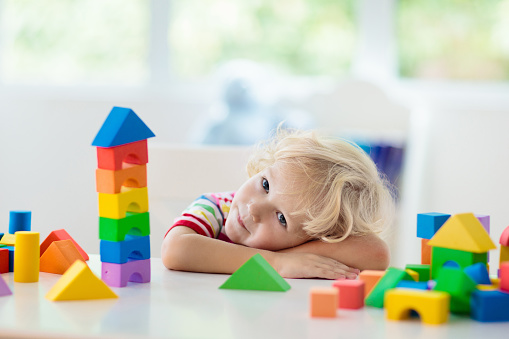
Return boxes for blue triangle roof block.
[92,107,155,147]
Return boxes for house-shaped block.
[427,213,496,279]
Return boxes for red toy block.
[96,139,148,171]
[40,229,89,261]
[40,240,86,275]
[310,287,338,318]
[96,164,147,194]
[0,248,9,273]
[421,238,431,265]
[332,279,365,309]
[500,262,509,292]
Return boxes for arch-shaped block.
[431,247,487,279]
[96,139,148,171]
[385,289,450,325]
[98,187,149,219]
[99,212,150,242]
[96,164,147,194]
[100,236,150,264]
[101,259,151,287]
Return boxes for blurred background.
[1,0,509,271]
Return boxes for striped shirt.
[165,192,235,242]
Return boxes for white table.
[0,255,507,339]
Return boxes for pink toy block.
[500,262,509,292]
[96,139,148,171]
[332,279,365,309]
[101,259,151,288]
[0,275,12,297]
[0,248,8,273]
[40,229,89,261]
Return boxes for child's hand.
[274,252,360,280]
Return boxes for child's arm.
[162,226,360,279]
[278,232,390,271]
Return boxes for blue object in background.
[464,263,491,285]
[9,211,32,234]
[416,213,451,240]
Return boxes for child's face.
[225,162,312,250]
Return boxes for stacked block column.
[92,107,155,288]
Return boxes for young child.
[161,128,395,279]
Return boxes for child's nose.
[247,201,263,223]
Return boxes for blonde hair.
[246,128,396,243]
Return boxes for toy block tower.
[92,107,155,287]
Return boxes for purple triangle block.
[0,276,12,297]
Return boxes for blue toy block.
[100,235,150,264]
[417,212,450,239]
[464,263,491,285]
[92,107,155,147]
[9,210,31,234]
[396,280,429,290]
[471,290,509,322]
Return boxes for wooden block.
[96,139,149,171]
[45,260,117,301]
[359,270,385,297]
[96,164,147,194]
[310,287,338,318]
[40,240,86,275]
[332,279,364,309]
[14,232,39,283]
[40,229,89,261]
[98,187,149,219]
[385,288,449,325]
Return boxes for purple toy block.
[102,259,151,288]
[0,275,12,297]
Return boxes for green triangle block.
[365,267,414,308]
[219,254,291,292]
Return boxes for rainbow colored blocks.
[93,107,155,287]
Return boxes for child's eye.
[277,212,287,227]
[262,178,270,193]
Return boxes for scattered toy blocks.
[99,212,150,242]
[40,229,89,261]
[45,260,118,301]
[385,288,450,325]
[0,275,12,297]
[471,290,509,322]
[332,279,364,309]
[96,164,147,194]
[40,240,86,275]
[310,287,338,318]
[405,264,430,282]
[359,270,386,297]
[101,259,151,287]
[92,107,155,148]
[417,213,450,239]
[0,248,8,273]
[98,187,149,219]
[365,268,414,308]
[96,139,149,171]
[13,231,39,283]
[100,235,150,264]
[464,263,491,285]
[9,211,31,234]
[219,254,290,292]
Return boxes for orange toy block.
[40,229,89,261]
[96,139,148,171]
[40,240,86,275]
[421,238,431,265]
[310,287,338,318]
[332,279,365,309]
[359,270,386,297]
[96,164,147,194]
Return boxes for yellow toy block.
[477,284,497,291]
[14,232,39,283]
[385,288,450,325]
[427,213,496,253]
[310,287,338,318]
[500,246,509,264]
[405,269,419,282]
[46,260,118,301]
[0,233,16,246]
[98,187,149,219]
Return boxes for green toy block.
[365,268,414,308]
[405,264,431,282]
[433,267,477,314]
[431,247,487,279]
[99,212,150,242]
[219,254,290,292]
